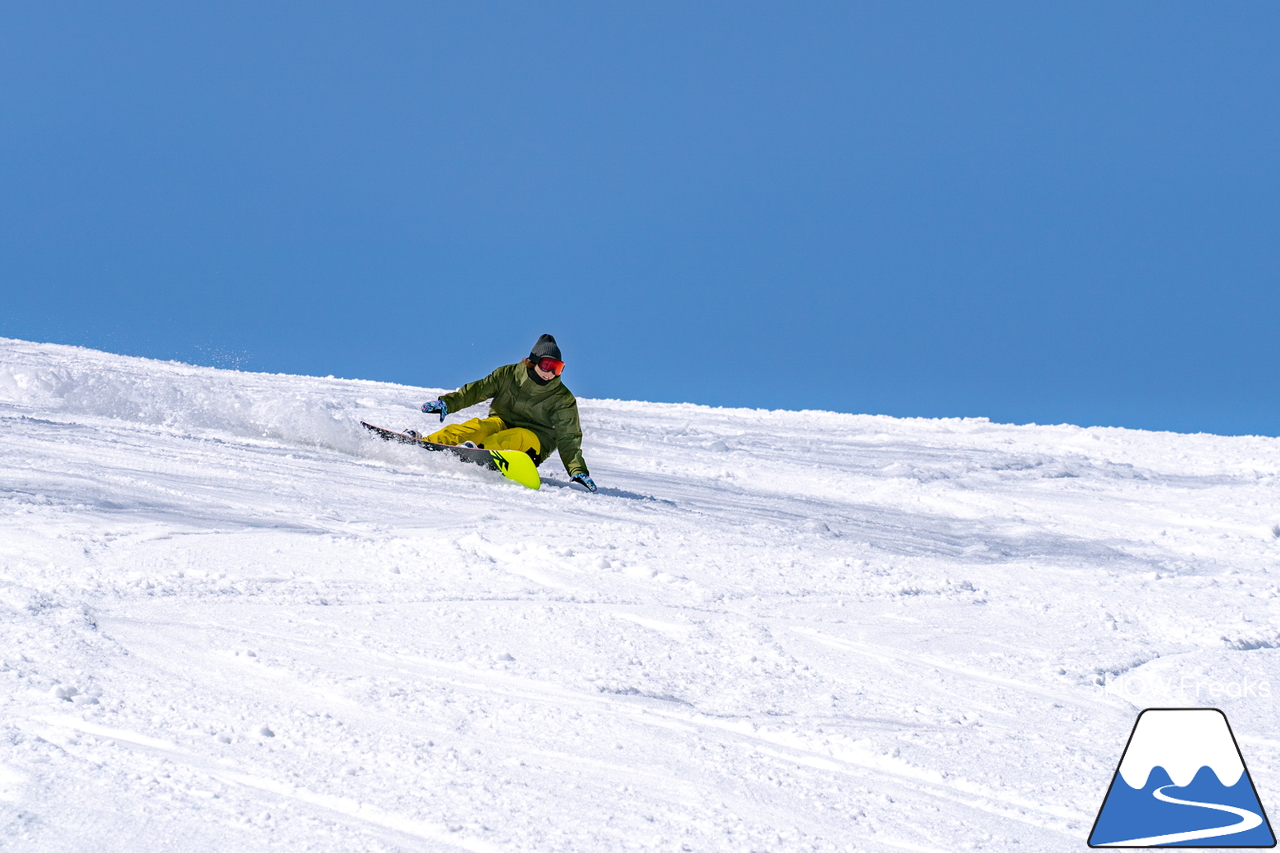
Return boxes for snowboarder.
[418,334,597,492]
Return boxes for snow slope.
[2,337,1279,852]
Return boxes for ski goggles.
[533,356,565,376]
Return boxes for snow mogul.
[416,334,597,492]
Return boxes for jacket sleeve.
[439,366,506,414]
[551,399,589,477]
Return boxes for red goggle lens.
[536,357,565,376]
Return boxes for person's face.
[534,364,555,381]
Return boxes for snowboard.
[361,422,541,490]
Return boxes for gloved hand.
[421,400,448,421]
[571,473,597,493]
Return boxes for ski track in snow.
[2,337,1280,851]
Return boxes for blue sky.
[3,3,1278,436]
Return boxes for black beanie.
[530,334,562,362]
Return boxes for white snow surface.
[2,337,1280,851]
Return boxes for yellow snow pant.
[426,416,541,457]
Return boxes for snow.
[2,336,1279,851]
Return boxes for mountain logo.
[1089,708,1276,847]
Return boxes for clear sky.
[3,2,1277,436]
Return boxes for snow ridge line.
[31,715,499,852]
[792,627,1128,714]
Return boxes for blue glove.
[421,400,448,422]
[572,473,597,493]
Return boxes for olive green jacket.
[440,363,589,477]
